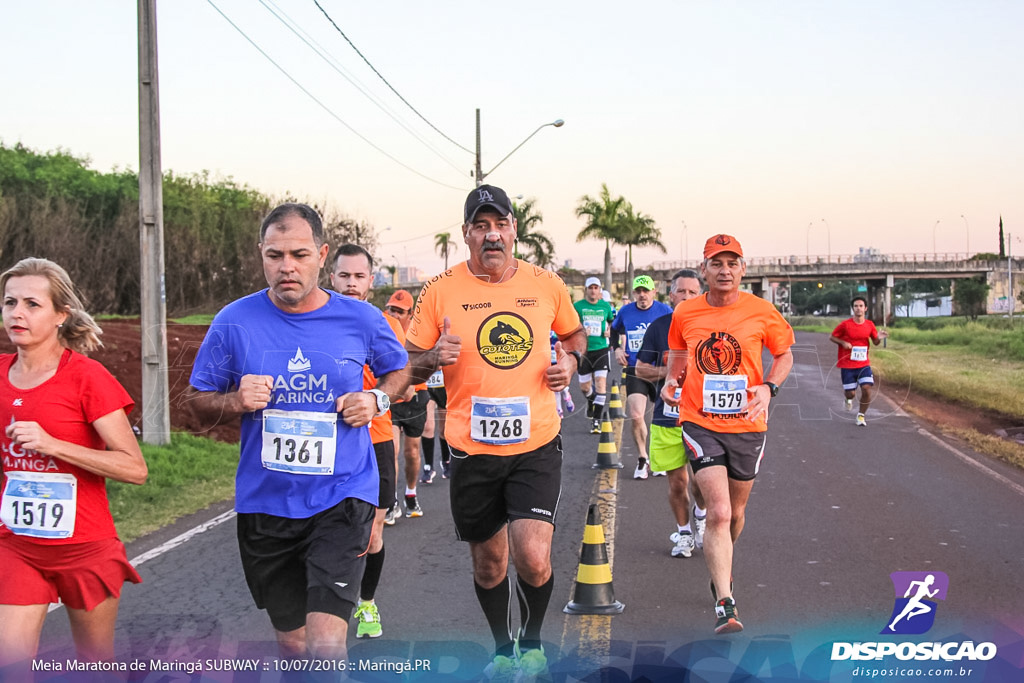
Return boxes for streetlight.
[681,220,688,263]
[961,214,970,256]
[474,108,564,187]
[932,220,941,256]
[821,218,831,263]
[806,222,813,262]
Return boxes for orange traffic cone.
[564,503,625,615]
[592,412,623,469]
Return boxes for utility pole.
[474,108,483,187]
[138,0,170,445]
[1009,232,1014,321]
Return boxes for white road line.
[47,508,237,614]
[915,427,1024,499]
[875,389,1024,499]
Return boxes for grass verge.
[792,317,1024,470]
[107,432,238,543]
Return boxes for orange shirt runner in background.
[406,262,580,456]
[365,312,405,444]
[668,291,794,434]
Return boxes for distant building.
[853,247,886,263]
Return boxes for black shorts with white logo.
[448,436,563,543]
[681,421,767,481]
[580,349,610,377]
[236,497,374,632]
[372,439,397,509]
[390,389,429,437]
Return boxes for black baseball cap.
[464,184,514,223]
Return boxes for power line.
[259,0,468,177]
[311,0,473,155]
[206,0,468,191]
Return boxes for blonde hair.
[1,258,103,354]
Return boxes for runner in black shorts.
[330,243,401,638]
[188,206,407,659]
[404,185,587,679]
[421,370,453,480]
[610,275,672,479]
[661,234,793,635]
[573,277,615,432]
[385,290,429,517]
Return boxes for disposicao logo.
[882,571,948,635]
[831,570,998,663]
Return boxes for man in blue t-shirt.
[187,203,407,661]
[636,269,708,558]
[611,275,672,479]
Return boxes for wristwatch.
[366,388,390,416]
[567,350,582,368]
[764,382,779,398]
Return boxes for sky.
[2,1,1022,278]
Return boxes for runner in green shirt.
[573,277,615,432]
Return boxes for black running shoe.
[714,597,743,634]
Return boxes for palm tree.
[434,232,457,270]
[575,183,629,290]
[512,198,557,268]
[620,204,666,289]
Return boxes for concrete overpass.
[560,252,1023,323]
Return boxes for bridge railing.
[648,253,979,270]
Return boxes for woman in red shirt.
[0,258,147,669]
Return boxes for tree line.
[0,143,379,315]
[0,144,673,314]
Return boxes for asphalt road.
[34,332,1024,682]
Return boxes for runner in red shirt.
[0,258,147,671]
[830,296,888,426]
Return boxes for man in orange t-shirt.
[405,185,585,678]
[330,243,404,640]
[662,234,793,636]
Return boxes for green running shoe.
[514,642,549,677]
[353,601,382,638]
[482,654,519,682]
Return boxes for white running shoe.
[670,531,695,558]
[845,397,854,411]
[633,461,649,480]
[693,513,706,549]
[856,413,867,427]
[652,469,667,477]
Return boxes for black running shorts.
[624,366,658,402]
[427,386,447,410]
[448,436,563,543]
[372,439,397,510]
[236,497,374,632]
[579,349,610,378]
[681,421,767,481]
[390,389,429,437]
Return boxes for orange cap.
[703,234,744,259]
[386,290,414,310]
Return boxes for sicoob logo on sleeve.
[477,313,534,369]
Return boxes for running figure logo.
[881,571,949,635]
